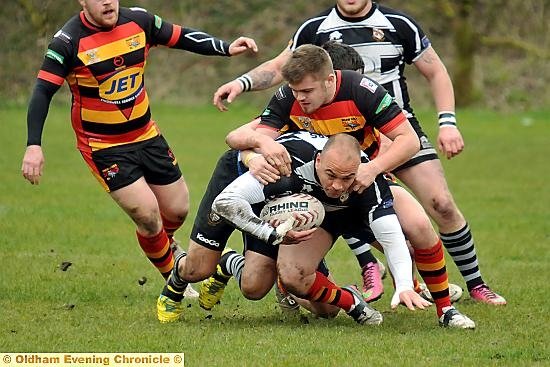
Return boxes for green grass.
[1,102,549,366]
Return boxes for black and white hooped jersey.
[222,130,390,214]
[289,2,431,117]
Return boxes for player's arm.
[414,47,464,160]
[226,117,292,181]
[142,9,256,56]
[22,37,71,185]
[353,86,419,192]
[353,118,417,192]
[213,47,292,111]
[374,116,419,173]
[212,173,307,245]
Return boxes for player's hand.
[351,162,378,193]
[21,145,44,185]
[228,36,258,56]
[270,215,317,245]
[213,79,243,112]
[260,140,292,177]
[437,126,464,160]
[391,288,432,311]
[248,155,281,185]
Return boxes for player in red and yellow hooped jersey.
[21,0,258,281]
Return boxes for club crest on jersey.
[329,31,343,42]
[339,192,349,203]
[85,49,98,63]
[208,211,222,226]
[101,164,119,181]
[372,28,385,42]
[298,116,312,130]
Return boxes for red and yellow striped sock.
[414,239,451,317]
[136,229,174,279]
[161,213,184,244]
[305,271,354,312]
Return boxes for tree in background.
[4,0,549,109]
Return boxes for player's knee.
[135,213,163,236]
[278,266,306,296]
[431,194,461,222]
[180,261,214,283]
[240,283,269,300]
[240,270,273,300]
[403,217,438,249]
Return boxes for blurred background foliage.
[2,0,548,111]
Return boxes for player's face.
[315,151,359,198]
[80,0,119,29]
[289,74,336,114]
[336,0,372,17]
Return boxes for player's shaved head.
[315,134,361,198]
[321,133,362,162]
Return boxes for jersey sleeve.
[128,7,230,55]
[258,86,294,132]
[27,29,76,146]
[38,30,77,85]
[392,12,431,64]
[352,73,407,135]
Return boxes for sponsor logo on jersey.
[341,117,360,129]
[360,77,378,93]
[196,232,220,247]
[126,35,141,49]
[381,198,394,209]
[113,56,125,67]
[372,28,385,42]
[261,108,271,116]
[154,15,163,29]
[54,30,72,43]
[275,86,286,100]
[46,49,64,64]
[99,67,144,103]
[101,164,119,180]
[375,93,394,114]
[329,31,343,42]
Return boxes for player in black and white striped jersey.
[211,132,428,325]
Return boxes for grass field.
[0,102,549,366]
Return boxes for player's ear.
[325,72,336,88]
[315,152,321,169]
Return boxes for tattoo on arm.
[250,70,277,90]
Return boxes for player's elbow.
[211,195,232,220]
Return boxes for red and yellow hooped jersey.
[35,7,230,152]
[259,70,406,159]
